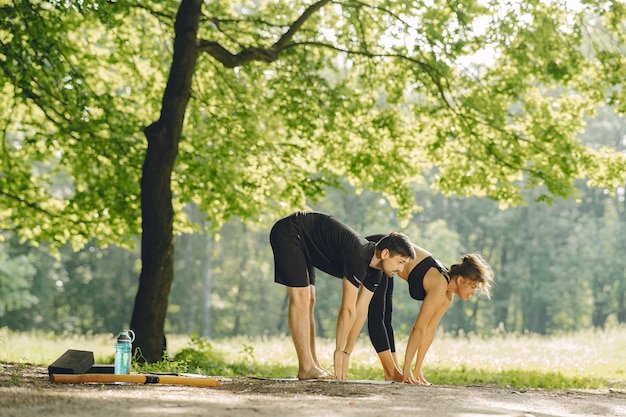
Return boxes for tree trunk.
[527,302,548,334]
[202,226,213,339]
[617,287,626,324]
[130,0,202,363]
[592,299,610,328]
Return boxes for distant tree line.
[2,130,624,339]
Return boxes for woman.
[365,234,494,385]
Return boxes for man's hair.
[375,232,416,259]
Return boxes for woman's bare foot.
[385,372,404,383]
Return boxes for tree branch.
[286,40,458,111]
[198,0,458,111]
[0,190,52,216]
[197,0,332,67]
[274,0,332,50]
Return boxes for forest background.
[1,0,626,354]
[3,101,626,340]
[4,170,626,340]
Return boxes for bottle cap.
[117,329,135,342]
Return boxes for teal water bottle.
[114,330,135,375]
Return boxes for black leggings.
[367,274,396,353]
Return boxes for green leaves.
[2,0,625,250]
[1,1,153,249]
[0,251,37,316]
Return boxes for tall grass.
[2,325,625,390]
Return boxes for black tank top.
[408,256,449,300]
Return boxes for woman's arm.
[413,296,452,384]
[401,271,448,384]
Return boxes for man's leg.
[307,285,332,376]
[288,285,331,380]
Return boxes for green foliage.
[3,164,625,339]
[138,333,295,378]
[426,366,608,390]
[0,238,138,333]
[0,0,160,250]
[0,250,37,316]
[2,0,626,252]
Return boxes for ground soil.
[1,364,626,417]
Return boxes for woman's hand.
[333,350,350,380]
[402,369,418,384]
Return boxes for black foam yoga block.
[48,349,95,375]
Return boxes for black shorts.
[269,216,316,287]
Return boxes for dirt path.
[1,364,626,417]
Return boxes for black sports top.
[290,211,379,290]
[408,256,449,300]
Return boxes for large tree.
[2,0,625,360]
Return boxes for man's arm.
[334,278,368,379]
[336,284,375,379]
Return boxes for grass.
[422,328,626,389]
[2,325,625,390]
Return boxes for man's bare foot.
[298,367,336,380]
[316,369,336,380]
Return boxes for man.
[270,211,415,380]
